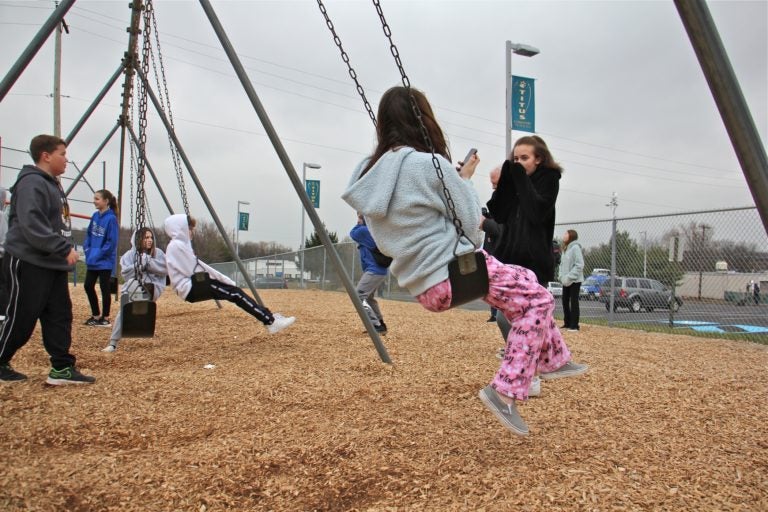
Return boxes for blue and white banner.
[511,75,535,133]
[305,179,320,208]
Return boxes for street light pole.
[640,231,647,277]
[300,162,321,288]
[505,41,540,159]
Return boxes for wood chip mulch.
[1,286,766,511]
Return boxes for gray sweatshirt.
[342,148,482,296]
[5,165,74,271]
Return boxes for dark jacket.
[84,208,118,270]
[486,160,560,284]
[5,165,74,271]
[481,216,503,256]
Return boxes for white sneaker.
[266,314,295,334]
[101,345,116,353]
[528,376,541,398]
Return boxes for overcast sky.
[1,0,766,250]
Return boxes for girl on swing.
[342,86,587,436]
[163,213,295,335]
[102,227,167,352]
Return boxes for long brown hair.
[513,135,563,174]
[362,86,450,176]
[135,227,156,257]
[563,229,578,251]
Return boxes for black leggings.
[84,268,112,318]
[562,282,581,329]
[190,279,274,325]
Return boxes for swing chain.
[149,7,190,215]
[370,0,471,248]
[132,0,153,283]
[316,0,377,127]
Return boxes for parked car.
[581,275,610,301]
[547,281,563,297]
[254,276,288,289]
[598,277,682,312]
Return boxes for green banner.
[238,212,249,231]
[306,179,320,208]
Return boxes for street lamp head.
[238,200,250,206]
[304,162,322,169]
[509,42,540,57]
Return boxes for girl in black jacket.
[486,135,562,285]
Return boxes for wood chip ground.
[1,287,766,511]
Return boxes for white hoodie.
[163,214,234,300]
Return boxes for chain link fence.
[211,206,767,342]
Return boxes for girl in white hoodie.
[163,214,294,334]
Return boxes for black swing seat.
[448,251,489,308]
[185,272,213,303]
[121,282,157,338]
[122,299,157,338]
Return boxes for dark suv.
[598,277,682,313]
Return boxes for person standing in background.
[83,189,119,327]
[558,229,584,331]
[350,213,389,334]
[486,135,562,285]
[481,166,502,322]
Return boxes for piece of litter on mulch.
[203,364,216,370]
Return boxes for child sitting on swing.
[102,227,167,352]
[163,213,295,334]
[342,86,587,436]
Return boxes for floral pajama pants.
[417,250,571,400]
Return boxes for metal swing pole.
[675,0,768,236]
[63,121,120,196]
[115,0,144,239]
[0,0,76,102]
[134,66,265,307]
[198,0,391,364]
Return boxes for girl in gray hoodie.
[102,227,167,352]
[342,87,587,436]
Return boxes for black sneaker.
[375,321,388,335]
[0,363,28,382]
[486,316,497,322]
[94,317,111,327]
[84,317,98,326]
[46,366,96,386]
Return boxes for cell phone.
[458,148,477,171]
[462,148,477,165]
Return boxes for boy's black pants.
[0,255,76,369]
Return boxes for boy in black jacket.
[0,135,95,385]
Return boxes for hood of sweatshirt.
[164,214,190,243]
[342,148,414,220]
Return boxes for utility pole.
[607,193,618,324]
[52,2,68,136]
